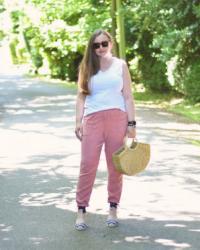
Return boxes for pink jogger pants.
[76,109,128,207]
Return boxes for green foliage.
[150,0,200,97]
[23,0,111,80]
[9,39,19,64]
[0,0,5,13]
[139,57,170,92]
[41,20,83,80]
[134,88,200,123]
[0,0,5,42]
[125,0,200,101]
[0,30,5,42]
[23,26,43,71]
[2,0,200,103]
[31,50,43,72]
[128,57,141,84]
[10,10,25,34]
[183,60,200,103]
[169,102,200,123]
[124,0,172,92]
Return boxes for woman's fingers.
[75,126,83,141]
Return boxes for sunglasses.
[93,41,109,49]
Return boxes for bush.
[183,60,200,103]
[139,57,171,92]
[42,20,83,81]
[128,57,141,84]
[31,52,43,73]
[44,48,66,80]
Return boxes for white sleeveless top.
[84,57,126,116]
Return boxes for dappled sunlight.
[165,224,186,228]
[19,192,64,206]
[120,138,200,221]
[0,128,77,164]
[154,239,190,248]
[6,109,34,115]
[48,116,74,122]
[189,229,200,232]
[1,74,200,249]
[29,237,45,246]
[0,0,199,247]
[19,191,75,208]
[0,224,13,233]
[125,236,150,243]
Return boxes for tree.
[110,0,118,56]
[2,0,199,101]
[111,0,126,59]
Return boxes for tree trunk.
[110,0,118,57]
[116,0,126,59]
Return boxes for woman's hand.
[127,126,136,138]
[75,123,83,141]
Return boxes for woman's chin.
[98,52,111,58]
[98,52,106,57]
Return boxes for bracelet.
[128,120,136,127]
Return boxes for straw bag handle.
[123,137,138,150]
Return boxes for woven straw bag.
[112,139,150,176]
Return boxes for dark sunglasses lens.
[93,43,100,49]
[102,41,109,47]
[93,41,109,49]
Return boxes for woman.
[75,29,136,231]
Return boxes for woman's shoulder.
[111,57,126,75]
[113,57,126,66]
[112,57,128,70]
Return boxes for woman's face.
[93,34,112,58]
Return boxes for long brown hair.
[78,30,113,95]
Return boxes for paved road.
[0,72,200,250]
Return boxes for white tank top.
[84,57,126,116]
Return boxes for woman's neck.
[99,54,114,72]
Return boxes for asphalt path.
[0,72,200,250]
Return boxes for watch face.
[128,121,136,125]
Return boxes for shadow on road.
[1,166,200,250]
[1,74,200,249]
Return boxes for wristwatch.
[128,120,136,127]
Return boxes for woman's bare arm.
[122,61,136,138]
[75,91,86,141]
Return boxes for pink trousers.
[76,109,128,207]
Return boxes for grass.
[168,103,200,123]
[133,86,200,123]
[187,139,200,147]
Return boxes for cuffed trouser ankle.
[76,109,127,207]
